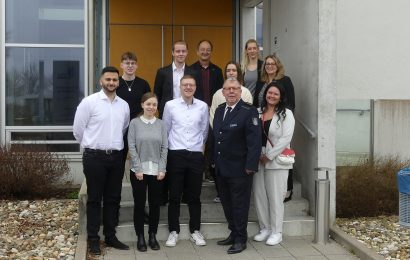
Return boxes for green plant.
[67,190,79,199]
[336,156,409,218]
[0,144,70,199]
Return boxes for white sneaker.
[190,230,206,246]
[254,228,271,242]
[266,233,282,246]
[213,197,221,203]
[165,231,179,247]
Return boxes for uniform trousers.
[82,149,124,241]
[253,166,288,233]
[167,150,204,233]
[129,171,163,234]
[217,173,253,243]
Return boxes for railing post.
[313,167,332,244]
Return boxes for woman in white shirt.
[253,82,295,246]
[128,92,168,252]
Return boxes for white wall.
[337,0,410,100]
[269,0,337,221]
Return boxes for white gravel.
[0,200,78,259]
[337,216,410,260]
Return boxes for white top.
[163,97,209,152]
[172,62,185,99]
[209,86,253,128]
[73,90,130,150]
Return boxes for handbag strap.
[262,113,274,147]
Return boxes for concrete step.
[110,216,315,242]
[117,197,310,223]
[120,180,303,202]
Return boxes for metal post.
[313,167,331,244]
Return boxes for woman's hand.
[135,172,144,180]
[157,172,165,180]
[260,154,269,165]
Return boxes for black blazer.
[212,99,262,177]
[153,64,203,117]
[190,61,224,104]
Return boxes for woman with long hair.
[253,83,295,246]
[241,39,263,99]
[128,92,168,252]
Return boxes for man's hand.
[157,172,165,180]
[245,169,255,175]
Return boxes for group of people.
[73,38,296,256]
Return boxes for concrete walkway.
[95,236,358,260]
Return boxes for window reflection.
[5,0,84,44]
[5,48,84,126]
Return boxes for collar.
[225,100,240,111]
[140,115,156,124]
[172,62,185,72]
[179,96,196,105]
[98,90,118,102]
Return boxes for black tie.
[224,107,232,121]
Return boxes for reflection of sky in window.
[5,0,84,44]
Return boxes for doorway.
[108,0,234,87]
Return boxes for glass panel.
[11,132,75,141]
[5,47,84,126]
[5,0,84,44]
[10,143,80,152]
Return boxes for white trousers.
[253,165,288,233]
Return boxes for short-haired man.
[190,39,224,106]
[162,75,209,247]
[212,78,262,254]
[73,66,130,255]
[154,40,203,118]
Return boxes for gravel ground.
[336,216,410,260]
[0,200,78,260]
[1,200,409,259]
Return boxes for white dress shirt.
[162,97,209,152]
[73,90,130,150]
[172,62,185,99]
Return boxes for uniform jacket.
[212,99,262,177]
[153,64,203,118]
[260,108,295,170]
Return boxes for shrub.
[0,144,70,199]
[336,156,410,218]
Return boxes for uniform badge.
[252,117,259,126]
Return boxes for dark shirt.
[117,76,151,120]
[201,67,211,106]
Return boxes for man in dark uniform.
[212,78,262,254]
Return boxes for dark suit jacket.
[190,61,224,105]
[153,64,203,118]
[212,99,262,177]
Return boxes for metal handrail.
[295,116,316,139]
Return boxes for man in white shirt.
[162,75,209,248]
[73,66,130,255]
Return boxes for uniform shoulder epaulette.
[218,102,226,108]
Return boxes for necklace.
[123,77,135,92]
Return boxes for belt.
[170,149,202,154]
[84,148,121,155]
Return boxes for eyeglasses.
[265,63,276,66]
[123,61,136,66]
[181,83,196,87]
[223,87,241,91]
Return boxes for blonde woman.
[241,39,263,99]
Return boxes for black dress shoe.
[217,235,234,245]
[105,236,130,250]
[227,242,247,254]
[137,233,147,252]
[88,240,101,255]
[148,232,160,250]
[284,190,293,203]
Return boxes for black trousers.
[217,172,253,244]
[167,150,204,233]
[82,149,124,241]
[129,171,163,234]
